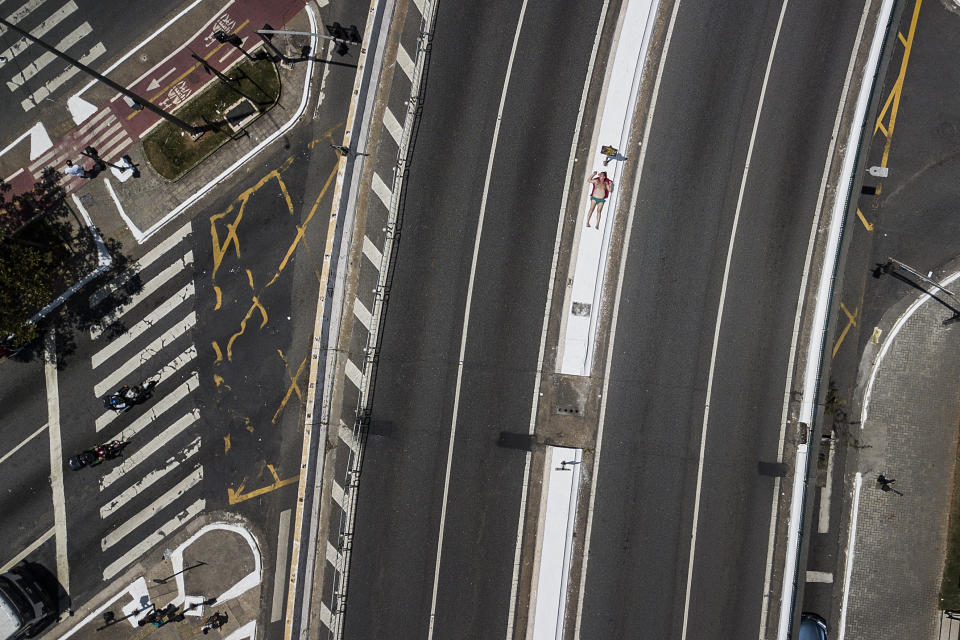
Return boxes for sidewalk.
[45,516,263,640]
[841,266,960,639]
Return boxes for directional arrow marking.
[147,67,177,91]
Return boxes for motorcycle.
[102,379,156,413]
[68,440,126,471]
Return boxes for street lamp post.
[0,16,202,136]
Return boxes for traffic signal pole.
[0,16,202,136]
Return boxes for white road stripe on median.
[100,409,199,490]
[6,22,92,90]
[100,438,201,518]
[353,297,372,331]
[0,1,78,70]
[95,347,197,432]
[90,251,194,340]
[93,311,196,397]
[344,359,362,390]
[362,235,382,268]
[101,465,203,550]
[21,42,106,111]
[102,498,204,580]
[383,107,403,146]
[89,221,192,308]
[270,509,292,622]
[371,172,392,208]
[396,43,414,82]
[91,281,195,368]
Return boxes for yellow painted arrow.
[228,464,299,504]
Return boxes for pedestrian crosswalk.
[0,0,106,112]
[86,220,205,581]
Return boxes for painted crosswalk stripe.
[97,372,197,438]
[98,129,132,162]
[93,311,196,397]
[372,172,392,209]
[0,1,79,69]
[0,0,49,29]
[383,107,403,146]
[89,221,191,308]
[102,498,204,580]
[6,23,92,90]
[396,42,414,82]
[353,297,371,331]
[95,346,197,432]
[21,42,106,111]
[362,235,382,268]
[91,281,195,369]
[100,409,199,490]
[101,465,203,551]
[90,251,194,340]
[100,439,201,519]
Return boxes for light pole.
[0,16,202,136]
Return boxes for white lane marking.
[0,121,50,162]
[91,281,195,369]
[768,1,877,635]
[43,330,69,594]
[573,0,681,635]
[93,311,196,397]
[371,172,392,208]
[383,107,403,146]
[0,422,46,466]
[101,465,203,550]
[410,0,426,17]
[353,296,372,331]
[270,509,292,622]
[102,498,204,580]
[344,359,362,389]
[105,178,145,241]
[428,1,529,637]
[680,1,790,637]
[99,373,198,442]
[0,1,78,69]
[100,438,201,518]
[6,22,92,89]
[95,347,198,432]
[0,527,53,573]
[100,409,200,490]
[395,43,414,82]
[806,570,833,583]
[90,251,194,340]
[339,419,358,452]
[838,472,862,640]
[507,0,610,636]
[89,221,192,308]
[21,42,105,111]
[818,434,835,533]
[362,235,382,267]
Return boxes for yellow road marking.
[832,301,859,357]
[856,208,874,231]
[211,341,224,364]
[874,0,922,167]
[273,355,308,424]
[223,433,231,454]
[227,464,299,504]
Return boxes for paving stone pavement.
[845,281,960,639]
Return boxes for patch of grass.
[143,58,280,181]
[940,435,960,610]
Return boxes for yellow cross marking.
[874,0,922,168]
[832,301,859,358]
[227,464,299,504]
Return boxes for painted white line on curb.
[838,472,862,640]
[270,509,292,623]
[44,330,70,595]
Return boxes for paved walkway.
[843,270,960,639]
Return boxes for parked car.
[799,612,828,640]
[0,563,56,640]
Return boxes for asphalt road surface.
[342,0,606,637]
[578,0,868,638]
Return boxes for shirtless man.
[586,171,613,228]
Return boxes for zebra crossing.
[0,0,106,112]
[86,220,205,581]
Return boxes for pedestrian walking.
[64,160,89,179]
[201,611,228,634]
[877,473,903,495]
[586,171,613,228]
